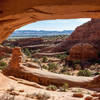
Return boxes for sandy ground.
[0,72,97,100]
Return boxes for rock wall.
[0,1,100,43]
[52,19,100,53]
[67,43,98,61]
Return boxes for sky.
[17,18,91,31]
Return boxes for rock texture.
[3,48,100,91]
[2,38,44,47]
[52,19,100,53]
[0,1,100,43]
[0,45,12,58]
[9,47,23,68]
[67,43,98,61]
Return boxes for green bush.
[46,85,57,91]
[59,83,69,92]
[77,70,92,77]
[42,65,48,70]
[23,48,31,57]
[42,56,48,63]
[60,66,68,73]
[48,62,58,72]
[94,72,100,76]
[0,61,7,70]
[56,54,67,60]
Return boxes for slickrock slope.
[0,1,100,43]
[52,19,100,53]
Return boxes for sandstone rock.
[19,89,24,92]
[67,43,98,61]
[91,93,99,97]
[52,19,100,54]
[1,0,100,44]
[85,96,93,100]
[0,46,12,58]
[3,38,44,47]
[72,93,84,98]
[23,62,40,69]
[9,47,22,68]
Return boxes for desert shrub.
[56,54,67,60]
[36,92,50,100]
[0,56,5,60]
[46,85,57,91]
[77,70,92,77]
[26,92,50,100]
[94,72,100,76]
[0,61,7,70]
[60,66,68,73]
[42,56,48,63]
[59,83,69,92]
[42,65,48,70]
[73,60,81,64]
[23,48,31,57]
[48,62,58,72]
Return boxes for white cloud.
[76,18,91,23]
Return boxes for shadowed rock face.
[0,1,100,42]
[52,19,100,53]
[67,43,98,61]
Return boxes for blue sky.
[17,18,91,31]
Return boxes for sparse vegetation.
[46,85,57,91]
[77,70,92,77]
[26,92,50,100]
[0,61,7,69]
[42,56,48,63]
[56,54,67,60]
[42,65,48,70]
[48,62,58,72]
[23,48,31,57]
[59,83,69,92]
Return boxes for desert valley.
[0,18,99,100]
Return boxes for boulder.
[67,43,98,61]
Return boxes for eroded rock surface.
[0,45,12,58]
[52,19,100,54]
[9,47,23,68]
[67,43,98,61]
[0,1,100,43]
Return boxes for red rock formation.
[0,46,12,58]
[3,48,100,90]
[2,38,44,47]
[67,43,98,61]
[52,19,100,54]
[9,47,22,68]
[1,1,100,43]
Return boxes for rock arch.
[0,0,100,42]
